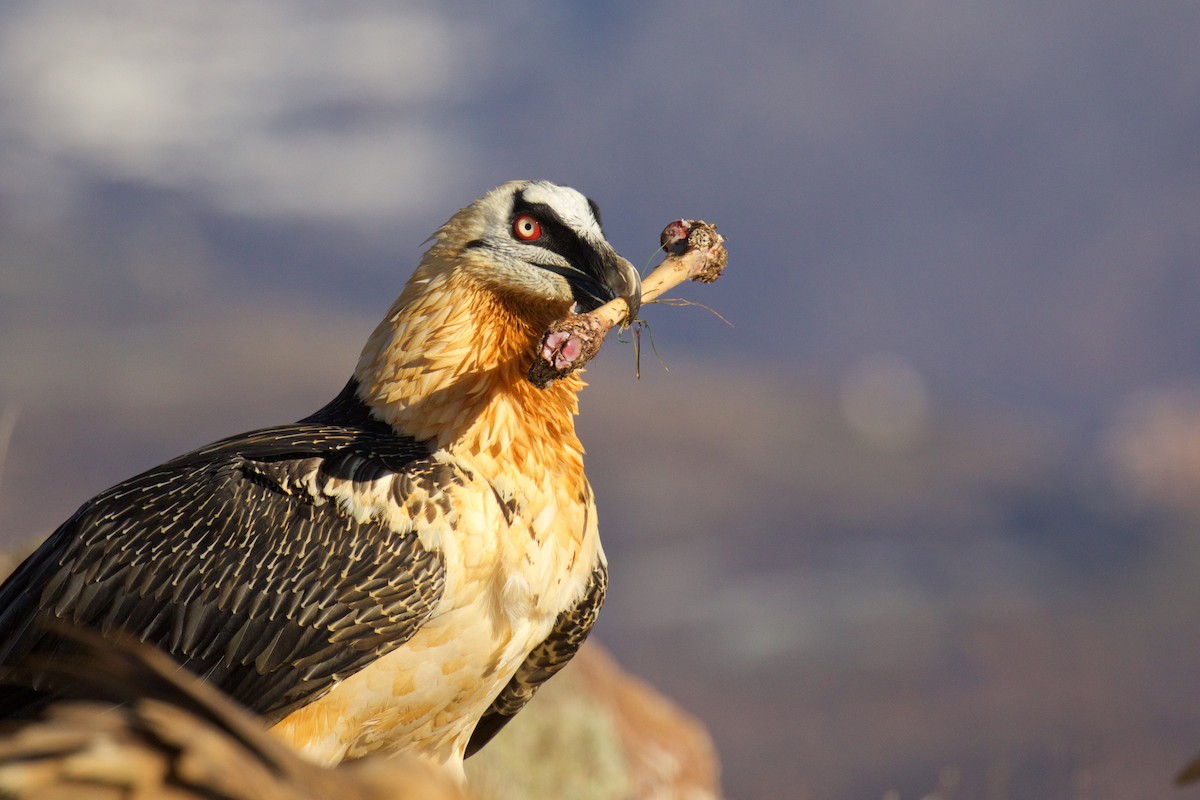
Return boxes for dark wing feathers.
[0,397,448,725]
[465,560,607,757]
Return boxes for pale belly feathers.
[269,449,601,775]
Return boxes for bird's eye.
[512,215,542,241]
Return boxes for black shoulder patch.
[586,197,603,230]
[300,378,390,433]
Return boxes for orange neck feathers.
[353,256,586,472]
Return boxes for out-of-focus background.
[2,2,1199,797]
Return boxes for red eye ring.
[512,214,542,241]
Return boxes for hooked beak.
[568,246,642,321]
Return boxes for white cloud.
[0,1,485,221]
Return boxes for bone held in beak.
[529,219,727,388]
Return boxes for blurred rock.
[0,626,467,800]
[1104,386,1200,517]
[467,642,722,800]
